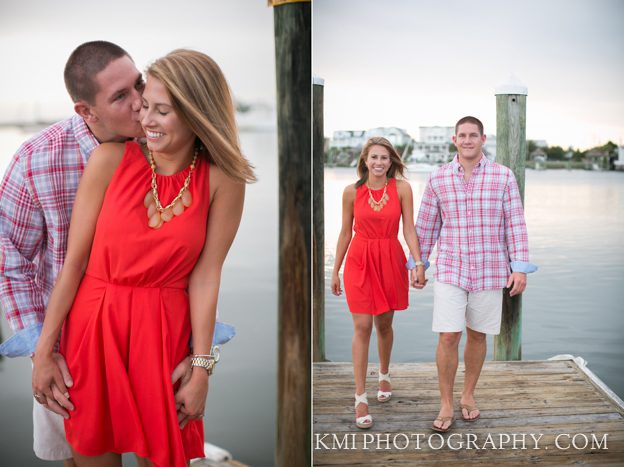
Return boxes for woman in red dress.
[331,137,427,429]
[32,50,255,466]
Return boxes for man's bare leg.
[461,327,486,420]
[434,331,462,430]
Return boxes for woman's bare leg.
[135,455,154,467]
[374,311,394,393]
[70,449,121,467]
[352,313,373,419]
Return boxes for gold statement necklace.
[143,145,198,229]
[367,179,389,212]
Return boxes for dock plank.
[313,360,624,465]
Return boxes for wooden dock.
[313,359,624,465]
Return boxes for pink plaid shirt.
[0,115,97,337]
[414,154,536,292]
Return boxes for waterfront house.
[584,149,611,170]
[330,130,367,149]
[615,146,624,171]
[364,127,412,148]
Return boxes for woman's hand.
[175,369,209,429]
[411,266,428,289]
[32,352,73,418]
[331,272,342,296]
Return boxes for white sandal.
[377,372,392,402]
[354,392,373,429]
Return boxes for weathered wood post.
[313,77,326,362]
[270,1,311,465]
[494,76,527,361]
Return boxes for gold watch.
[191,346,220,375]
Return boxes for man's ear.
[74,101,97,122]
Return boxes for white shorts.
[33,391,73,461]
[433,282,503,335]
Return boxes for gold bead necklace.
[367,180,389,212]
[143,145,198,229]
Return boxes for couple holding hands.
[331,117,537,433]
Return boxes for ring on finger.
[34,394,47,404]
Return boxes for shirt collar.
[71,115,99,162]
[452,153,489,173]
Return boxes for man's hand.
[506,272,527,296]
[32,352,74,418]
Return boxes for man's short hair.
[455,116,484,135]
[64,41,130,104]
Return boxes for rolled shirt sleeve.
[409,175,441,269]
[503,172,537,274]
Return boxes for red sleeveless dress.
[61,141,207,466]
[344,178,408,314]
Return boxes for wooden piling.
[271,1,311,466]
[494,78,527,361]
[313,77,326,363]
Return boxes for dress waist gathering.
[353,233,399,241]
[82,273,188,290]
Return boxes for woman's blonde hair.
[355,137,406,188]
[146,49,256,183]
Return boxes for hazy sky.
[313,0,624,150]
[0,0,275,122]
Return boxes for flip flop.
[431,415,455,433]
[460,403,480,421]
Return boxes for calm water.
[0,129,278,466]
[324,167,624,398]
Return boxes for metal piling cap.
[495,74,528,95]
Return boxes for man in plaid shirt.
[0,41,147,464]
[408,116,537,432]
